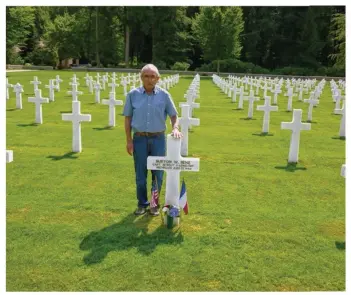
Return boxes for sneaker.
[134,207,147,216]
[149,206,160,216]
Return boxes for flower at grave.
[162,205,170,213]
[169,206,180,218]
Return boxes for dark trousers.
[133,133,166,207]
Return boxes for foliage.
[193,7,244,72]
[329,13,345,67]
[5,6,345,75]
[171,62,191,71]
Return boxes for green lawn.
[6,70,345,291]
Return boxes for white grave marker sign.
[147,135,199,207]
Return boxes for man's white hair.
[141,64,160,77]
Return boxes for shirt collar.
[142,86,159,94]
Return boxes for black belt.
[134,131,164,137]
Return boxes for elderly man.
[123,64,182,216]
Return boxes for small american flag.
[150,179,159,208]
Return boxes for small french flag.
[179,179,188,215]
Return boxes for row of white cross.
[6,73,181,154]
[212,74,346,163]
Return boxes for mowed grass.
[6,70,345,291]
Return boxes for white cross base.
[6,150,13,163]
[341,164,346,178]
[281,109,311,163]
[62,101,92,152]
[147,135,200,207]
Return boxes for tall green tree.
[6,6,35,63]
[329,12,345,67]
[193,7,244,72]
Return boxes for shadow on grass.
[47,152,79,161]
[60,111,72,113]
[17,123,39,127]
[232,108,243,111]
[80,213,183,265]
[332,136,345,140]
[93,126,114,131]
[275,162,307,172]
[240,117,257,120]
[6,108,17,111]
[302,120,317,124]
[252,132,274,136]
[335,241,345,250]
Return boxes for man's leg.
[133,134,149,209]
[150,133,166,199]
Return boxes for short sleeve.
[165,92,178,117]
[123,92,133,116]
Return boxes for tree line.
[6,6,345,76]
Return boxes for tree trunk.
[125,24,130,68]
[124,7,130,68]
[95,6,100,67]
[217,59,220,73]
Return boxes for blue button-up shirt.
[123,86,178,132]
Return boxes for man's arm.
[170,115,179,130]
[125,116,132,142]
[125,116,133,155]
[170,115,182,138]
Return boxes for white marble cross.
[281,109,311,163]
[263,82,272,97]
[45,79,56,102]
[238,86,248,109]
[303,94,319,122]
[67,83,83,102]
[6,78,13,100]
[13,83,24,109]
[88,77,94,94]
[101,75,108,90]
[179,97,200,120]
[30,76,42,92]
[94,82,102,103]
[232,85,240,103]
[179,104,200,156]
[28,89,49,124]
[334,105,345,137]
[257,96,278,133]
[95,73,101,83]
[147,134,200,207]
[70,74,80,85]
[272,85,281,105]
[247,90,259,119]
[62,101,92,153]
[298,85,304,101]
[101,92,124,127]
[84,73,90,87]
[6,150,13,163]
[55,75,63,92]
[334,92,344,113]
[285,88,296,111]
[108,79,119,93]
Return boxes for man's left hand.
[172,128,182,139]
